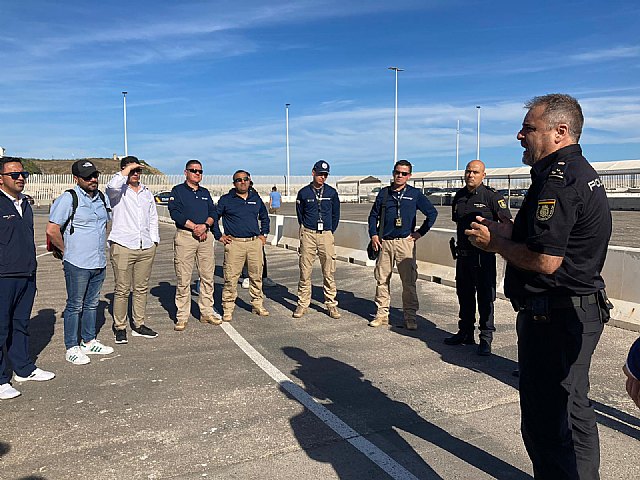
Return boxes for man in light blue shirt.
[268,185,282,214]
[47,160,114,365]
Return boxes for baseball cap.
[313,160,330,174]
[72,160,99,178]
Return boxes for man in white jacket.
[106,156,160,344]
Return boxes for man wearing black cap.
[47,160,114,365]
[293,160,341,319]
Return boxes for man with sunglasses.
[47,160,114,365]
[0,157,55,399]
[168,160,221,331]
[293,160,341,319]
[106,156,160,344]
[216,170,270,321]
[368,159,438,330]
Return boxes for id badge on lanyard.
[394,190,404,228]
[315,186,324,231]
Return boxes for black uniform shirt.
[452,184,511,252]
[504,144,612,298]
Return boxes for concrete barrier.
[156,208,640,331]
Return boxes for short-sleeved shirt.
[504,144,612,298]
[269,191,282,209]
[295,183,340,232]
[452,184,511,252]
[49,186,110,269]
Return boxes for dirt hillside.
[19,157,163,175]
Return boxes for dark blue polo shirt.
[368,184,438,239]
[168,182,219,237]
[216,188,270,238]
[0,193,36,277]
[295,183,340,232]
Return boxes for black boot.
[444,331,475,345]
[477,339,492,356]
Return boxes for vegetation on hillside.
[19,157,163,175]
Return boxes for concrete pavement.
[1,215,639,479]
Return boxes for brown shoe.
[200,315,222,326]
[292,306,307,318]
[404,317,417,331]
[174,321,187,331]
[368,316,389,327]
[327,306,341,319]
[222,311,233,322]
[252,306,270,317]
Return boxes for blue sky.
[1,0,639,175]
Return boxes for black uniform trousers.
[517,300,603,480]
[455,252,496,339]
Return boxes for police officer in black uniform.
[466,94,612,480]
[445,160,511,355]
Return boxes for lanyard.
[393,188,405,218]
[313,186,324,223]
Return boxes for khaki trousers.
[297,227,337,308]
[374,237,418,318]
[222,237,264,313]
[110,242,157,329]
[174,229,215,323]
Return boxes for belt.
[511,293,598,312]
[303,227,329,234]
[229,236,258,242]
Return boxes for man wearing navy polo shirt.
[625,338,640,408]
[0,157,55,399]
[48,160,114,365]
[293,160,341,319]
[368,159,438,330]
[217,170,270,322]
[168,160,221,331]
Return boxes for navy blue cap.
[313,160,330,173]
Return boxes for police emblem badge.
[498,199,507,209]
[536,199,556,221]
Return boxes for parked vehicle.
[24,194,35,205]
[366,186,382,203]
[154,191,172,205]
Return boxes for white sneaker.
[213,308,223,320]
[66,346,90,365]
[262,277,277,287]
[0,383,21,400]
[80,339,114,355]
[14,367,56,383]
[241,278,250,289]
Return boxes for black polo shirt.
[504,144,611,298]
[452,184,511,252]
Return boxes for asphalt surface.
[1,215,639,479]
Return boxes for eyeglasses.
[81,172,99,180]
[1,171,30,180]
[233,176,250,183]
[187,168,203,175]
[393,170,410,177]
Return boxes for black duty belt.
[511,293,598,312]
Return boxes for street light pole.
[456,120,460,171]
[285,103,291,197]
[476,105,481,160]
[388,67,404,168]
[122,91,128,157]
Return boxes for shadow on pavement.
[282,346,531,480]
[0,441,9,457]
[28,308,56,361]
[392,315,640,441]
[150,281,177,321]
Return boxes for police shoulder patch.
[536,199,556,221]
[498,199,507,209]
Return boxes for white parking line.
[221,322,420,480]
[36,251,52,258]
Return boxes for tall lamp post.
[122,91,128,156]
[285,103,291,197]
[388,67,404,168]
[456,120,460,171]
[476,105,481,160]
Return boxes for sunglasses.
[81,172,100,180]
[1,171,30,180]
[315,172,328,177]
[233,176,250,183]
[393,170,410,177]
[131,168,142,175]
[187,168,203,175]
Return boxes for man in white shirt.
[106,156,160,344]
